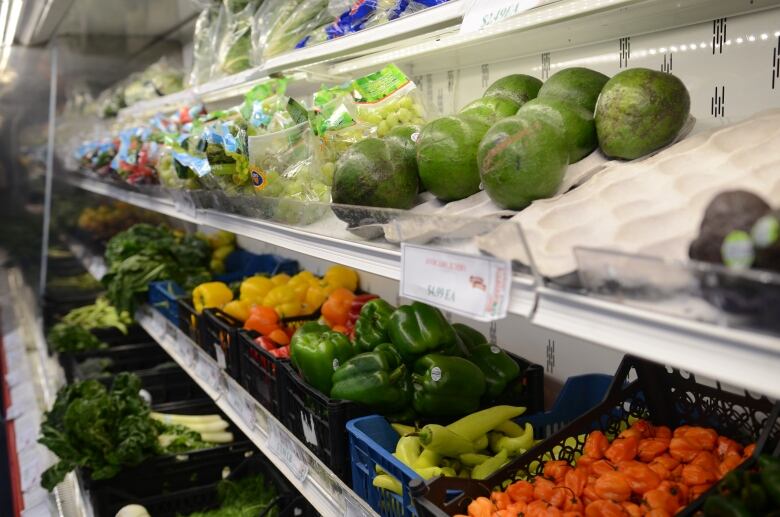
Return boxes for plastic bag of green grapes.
[247,122,329,224]
[310,91,376,186]
[352,63,429,138]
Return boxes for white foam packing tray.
[477,109,780,278]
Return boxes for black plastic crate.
[278,361,369,483]
[412,355,780,517]
[237,329,287,417]
[82,398,251,497]
[89,452,316,517]
[62,341,170,383]
[91,324,150,345]
[177,298,205,351]
[201,308,242,379]
[489,349,544,415]
[140,367,209,406]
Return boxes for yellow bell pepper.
[270,273,291,286]
[323,265,359,292]
[222,299,251,322]
[262,284,298,308]
[277,301,303,318]
[291,282,310,302]
[303,285,327,314]
[240,276,274,304]
[192,282,233,314]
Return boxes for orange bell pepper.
[321,287,355,327]
[244,305,280,336]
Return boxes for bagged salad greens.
[216,0,260,77]
[353,63,429,137]
[252,0,329,64]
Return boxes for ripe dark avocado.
[595,68,690,160]
[483,74,543,106]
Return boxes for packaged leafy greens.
[253,0,330,64]
[216,0,260,77]
[189,1,225,86]
[352,63,429,137]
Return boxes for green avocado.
[595,68,690,160]
[332,138,418,209]
[416,115,492,202]
[478,112,569,210]
[518,97,597,163]
[537,67,610,113]
[484,74,543,106]
[459,95,521,124]
[384,124,420,174]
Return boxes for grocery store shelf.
[533,287,780,400]
[135,307,379,517]
[64,175,780,399]
[63,238,106,280]
[64,174,538,316]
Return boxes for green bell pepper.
[760,454,780,508]
[411,353,485,418]
[468,344,520,399]
[330,349,411,413]
[453,323,488,351]
[290,325,354,394]
[387,302,465,362]
[354,299,395,352]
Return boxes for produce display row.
[67,56,780,338]
[38,215,780,517]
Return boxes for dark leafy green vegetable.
[46,323,107,353]
[158,424,211,454]
[102,224,211,313]
[39,373,160,490]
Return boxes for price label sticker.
[226,383,256,429]
[345,493,370,517]
[215,345,227,370]
[460,0,546,34]
[164,320,178,342]
[268,420,309,482]
[181,341,197,368]
[15,413,40,451]
[19,446,40,492]
[400,244,512,321]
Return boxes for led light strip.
[0,0,23,71]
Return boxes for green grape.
[386,112,400,127]
[413,103,426,117]
[399,96,413,109]
[397,107,412,123]
[360,111,382,125]
[377,120,389,137]
[412,117,426,126]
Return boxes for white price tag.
[268,420,309,482]
[460,0,546,34]
[180,341,197,368]
[8,383,36,420]
[164,320,178,342]
[400,244,512,321]
[15,413,40,451]
[226,383,256,428]
[151,309,167,334]
[4,328,25,356]
[19,446,41,492]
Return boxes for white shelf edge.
[63,238,106,281]
[135,307,378,517]
[64,174,536,316]
[533,286,780,399]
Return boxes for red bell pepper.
[254,335,277,352]
[269,346,290,359]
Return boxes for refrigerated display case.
[1,0,780,516]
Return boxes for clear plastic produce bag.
[252,0,330,64]
[189,1,225,86]
[215,0,260,77]
[248,122,329,224]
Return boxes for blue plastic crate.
[346,373,612,517]
[215,250,299,284]
[148,281,185,324]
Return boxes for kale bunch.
[46,323,107,353]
